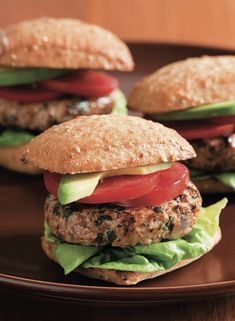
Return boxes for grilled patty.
[188,134,235,172]
[45,181,202,247]
[0,95,114,131]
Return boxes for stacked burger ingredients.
[23,115,227,285]
[128,56,235,193]
[0,17,133,173]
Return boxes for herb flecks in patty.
[95,215,113,226]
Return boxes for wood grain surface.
[1,0,235,50]
[0,290,235,321]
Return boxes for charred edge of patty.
[45,181,202,247]
[188,133,235,172]
[0,95,114,131]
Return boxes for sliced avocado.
[0,68,71,86]
[189,169,209,179]
[215,172,235,189]
[58,172,103,205]
[0,129,35,147]
[153,100,235,121]
[58,163,172,205]
[111,89,128,115]
[190,169,235,190]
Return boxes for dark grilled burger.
[0,17,134,173]
[23,115,226,285]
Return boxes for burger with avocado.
[0,17,133,173]
[23,115,227,285]
[128,56,235,193]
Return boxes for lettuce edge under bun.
[0,129,35,147]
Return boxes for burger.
[128,56,235,193]
[23,114,227,285]
[0,17,134,173]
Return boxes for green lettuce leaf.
[55,244,101,274]
[191,169,235,190]
[45,199,227,274]
[111,89,128,115]
[44,222,101,274]
[0,129,35,147]
[44,221,60,244]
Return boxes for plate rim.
[1,272,235,302]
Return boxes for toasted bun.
[23,115,196,174]
[128,55,235,113]
[41,228,221,285]
[0,144,40,174]
[0,17,134,71]
[193,177,234,194]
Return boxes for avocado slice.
[0,129,35,147]
[0,68,71,86]
[191,169,235,190]
[153,100,235,121]
[111,90,128,115]
[58,172,103,205]
[58,163,172,205]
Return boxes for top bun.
[0,17,134,71]
[128,55,235,113]
[23,115,195,174]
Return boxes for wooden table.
[1,290,235,321]
[2,0,235,50]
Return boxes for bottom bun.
[41,229,221,285]
[0,144,40,174]
[193,178,233,194]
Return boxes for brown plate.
[1,43,235,303]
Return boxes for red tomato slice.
[42,70,119,97]
[117,163,189,207]
[43,170,160,202]
[0,85,62,103]
[44,171,62,196]
[165,121,234,140]
[79,171,161,204]
[207,115,235,124]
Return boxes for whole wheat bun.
[128,55,235,113]
[193,177,234,194]
[23,115,196,174]
[0,144,40,174]
[41,228,221,285]
[0,17,134,71]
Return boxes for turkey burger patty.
[45,181,201,247]
[0,93,116,131]
[188,134,235,172]
[23,115,226,285]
